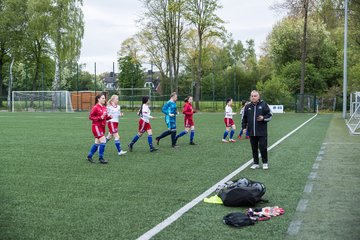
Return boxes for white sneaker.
[250,164,260,169]
[263,163,269,170]
[118,150,127,156]
[222,139,228,143]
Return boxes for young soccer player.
[128,96,158,152]
[222,98,237,143]
[106,95,127,156]
[175,96,197,145]
[156,92,179,148]
[238,100,250,139]
[87,93,112,164]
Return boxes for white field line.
[137,114,318,240]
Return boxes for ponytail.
[138,104,143,117]
[139,96,149,117]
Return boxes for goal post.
[12,91,74,112]
[347,91,360,135]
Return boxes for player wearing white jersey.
[222,98,237,143]
[128,96,158,152]
[106,95,127,156]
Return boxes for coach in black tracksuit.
[242,90,272,169]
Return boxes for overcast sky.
[79,0,285,74]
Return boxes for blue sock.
[88,144,99,157]
[148,135,153,149]
[223,131,229,139]
[114,139,121,152]
[230,129,235,139]
[99,143,106,159]
[239,129,243,137]
[176,130,187,139]
[131,134,140,145]
[190,130,195,142]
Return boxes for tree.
[0,0,27,107]
[138,0,186,93]
[279,61,326,95]
[256,76,292,106]
[266,16,339,94]
[24,0,53,92]
[118,56,144,89]
[50,0,84,91]
[184,0,224,110]
[272,0,318,111]
[118,37,142,61]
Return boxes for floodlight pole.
[342,0,348,119]
[42,64,44,111]
[76,63,79,111]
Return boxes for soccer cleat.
[172,144,180,148]
[150,147,158,152]
[250,164,260,169]
[118,150,127,156]
[237,135,242,139]
[156,137,160,145]
[99,158,108,164]
[189,142,197,145]
[128,143,133,152]
[229,139,237,143]
[246,136,250,139]
[87,156,94,163]
[263,163,269,170]
[222,139,228,143]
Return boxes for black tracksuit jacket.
[241,100,272,136]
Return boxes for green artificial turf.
[0,112,331,240]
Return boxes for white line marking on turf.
[308,172,317,180]
[287,220,302,235]
[304,183,313,193]
[296,199,308,212]
[323,142,359,145]
[312,163,319,170]
[136,114,318,240]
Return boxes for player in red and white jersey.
[106,95,127,156]
[87,93,112,164]
[175,96,197,145]
[222,98,237,143]
[128,96,158,152]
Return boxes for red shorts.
[92,125,105,139]
[184,117,194,128]
[138,119,151,133]
[107,121,118,134]
[224,118,234,127]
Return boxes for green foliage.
[268,17,303,69]
[256,76,292,106]
[279,61,326,95]
[349,62,360,91]
[118,56,144,89]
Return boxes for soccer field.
[0,112,332,239]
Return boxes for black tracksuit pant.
[249,136,268,164]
